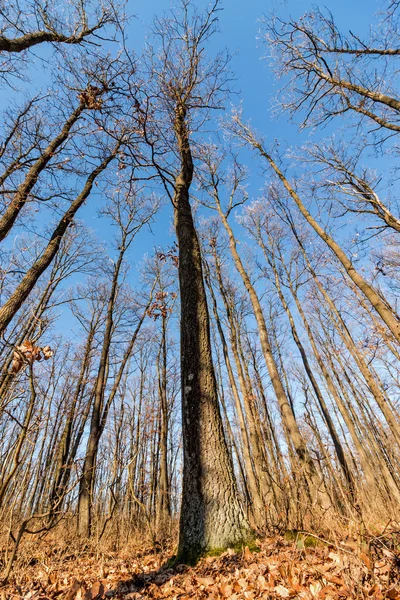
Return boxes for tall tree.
[143,0,252,562]
[229,117,400,343]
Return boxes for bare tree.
[142,0,252,562]
[197,147,328,508]
[77,190,159,537]
[0,0,122,87]
[263,7,400,138]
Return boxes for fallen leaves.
[1,534,399,599]
[274,584,290,597]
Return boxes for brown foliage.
[78,86,104,110]
[10,341,53,374]
[1,532,399,599]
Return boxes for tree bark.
[173,104,251,563]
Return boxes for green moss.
[284,530,322,549]
[168,536,259,567]
[233,540,261,553]
[167,547,203,567]
[204,547,226,558]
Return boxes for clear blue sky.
[0,0,385,337]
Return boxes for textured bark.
[174,105,251,562]
[204,264,266,528]
[213,344,252,511]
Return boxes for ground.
[1,532,400,599]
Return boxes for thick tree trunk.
[211,252,273,515]
[174,105,251,563]
[204,264,266,528]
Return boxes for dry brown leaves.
[1,535,399,599]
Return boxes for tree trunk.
[173,104,251,563]
[215,204,323,500]
[156,313,171,536]
[0,101,89,242]
[0,149,118,335]
[204,262,266,528]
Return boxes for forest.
[0,0,400,597]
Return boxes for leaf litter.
[1,533,399,599]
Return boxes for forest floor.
[1,530,400,599]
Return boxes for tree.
[0,144,119,334]
[77,190,158,537]
[198,147,327,507]
[143,0,252,562]
[239,199,356,501]
[0,0,121,86]
[263,7,400,139]
[0,0,116,53]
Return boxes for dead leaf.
[219,582,232,597]
[309,581,322,597]
[360,552,372,570]
[196,576,214,587]
[243,546,253,562]
[323,573,345,586]
[274,584,290,597]
[91,581,105,598]
[66,579,81,600]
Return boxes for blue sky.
[0,0,388,338]
[115,0,382,285]
[127,0,376,139]
[117,0,379,243]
